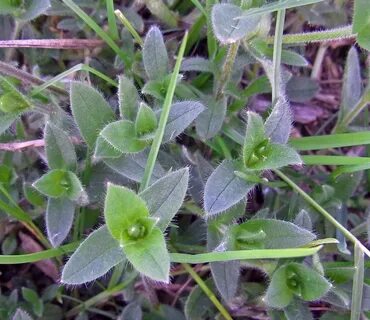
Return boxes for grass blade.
[139,31,188,191]
[0,242,79,264]
[61,0,129,65]
[170,246,322,263]
[31,63,118,95]
[351,243,364,320]
[106,0,119,40]
[115,9,143,46]
[302,155,370,166]
[290,131,370,151]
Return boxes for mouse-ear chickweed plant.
[0,0,370,319]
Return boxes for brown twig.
[0,39,105,49]
[0,137,81,151]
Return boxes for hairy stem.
[215,42,240,100]
[267,25,354,45]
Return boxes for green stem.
[215,42,240,100]
[61,0,129,66]
[139,32,188,191]
[115,10,143,46]
[0,242,79,263]
[272,9,286,102]
[267,25,354,45]
[182,263,233,320]
[274,169,370,258]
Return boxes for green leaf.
[93,135,123,160]
[204,160,255,216]
[33,170,86,202]
[243,111,267,166]
[143,26,169,80]
[337,47,362,124]
[286,76,319,103]
[124,226,170,282]
[46,197,75,247]
[61,226,125,284]
[118,75,139,121]
[195,97,226,140]
[104,183,149,240]
[0,111,21,135]
[134,103,158,139]
[228,219,316,250]
[0,0,22,15]
[181,57,213,73]
[207,204,245,302]
[70,82,115,148]
[248,143,302,170]
[17,0,51,21]
[104,151,165,183]
[163,101,205,142]
[21,288,43,317]
[284,298,314,320]
[121,303,142,320]
[265,99,292,144]
[285,263,331,301]
[140,168,189,231]
[12,308,33,320]
[211,4,259,44]
[353,0,370,51]
[265,265,294,308]
[45,122,77,171]
[0,75,31,113]
[99,120,148,154]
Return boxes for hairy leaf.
[135,103,157,139]
[70,82,115,148]
[181,57,213,73]
[204,160,255,216]
[124,227,169,282]
[163,101,205,142]
[46,197,75,247]
[100,120,148,154]
[140,168,189,231]
[12,308,33,320]
[143,26,169,80]
[61,226,125,284]
[118,75,139,121]
[228,219,316,250]
[104,151,165,183]
[338,47,362,123]
[104,183,149,240]
[196,97,226,140]
[265,99,292,144]
[33,169,85,202]
[211,4,259,44]
[45,122,77,171]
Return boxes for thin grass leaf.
[351,243,364,320]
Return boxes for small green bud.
[0,92,29,113]
[286,268,302,296]
[127,222,147,240]
[235,229,266,250]
[247,153,260,167]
